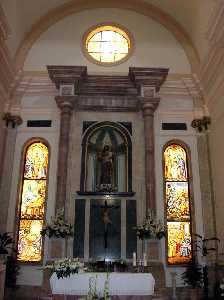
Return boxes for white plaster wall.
[24,8,191,74]
[209,95,224,256]
[7,95,60,286]
[155,97,204,287]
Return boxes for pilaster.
[0,113,22,232]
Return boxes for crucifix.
[100,200,119,249]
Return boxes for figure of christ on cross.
[100,200,119,249]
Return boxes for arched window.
[17,141,49,262]
[164,143,192,265]
[80,122,132,193]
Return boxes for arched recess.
[14,0,200,72]
[163,140,193,265]
[80,121,132,193]
[16,138,50,262]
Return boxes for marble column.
[55,96,75,211]
[141,97,160,212]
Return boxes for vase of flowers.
[43,257,86,279]
[41,208,73,238]
[134,209,165,240]
[134,209,165,263]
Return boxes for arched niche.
[79,121,132,194]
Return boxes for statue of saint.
[97,145,114,190]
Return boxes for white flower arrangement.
[41,208,73,238]
[44,257,86,279]
[134,209,166,240]
[86,273,110,300]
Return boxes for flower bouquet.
[43,257,85,279]
[41,208,73,238]
[134,209,165,240]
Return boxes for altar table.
[50,272,155,300]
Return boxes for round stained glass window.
[83,24,133,65]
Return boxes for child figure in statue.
[97,145,114,192]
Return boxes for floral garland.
[134,209,165,240]
[43,258,85,279]
[41,208,73,238]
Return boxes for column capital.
[55,96,78,113]
[140,97,160,116]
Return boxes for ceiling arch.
[14,0,200,73]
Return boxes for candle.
[133,252,136,267]
[143,253,147,267]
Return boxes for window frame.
[82,23,134,66]
[163,140,194,266]
[15,138,50,264]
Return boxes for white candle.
[133,252,136,266]
[203,104,209,116]
[143,253,147,267]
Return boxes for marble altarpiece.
[47,65,169,266]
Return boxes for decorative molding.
[13,71,201,101]
[14,0,200,73]
[45,66,170,112]
[191,116,211,133]
[0,5,15,98]
[129,67,169,92]
[47,65,87,90]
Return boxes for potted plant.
[181,261,203,300]
[0,232,13,261]
[193,233,220,298]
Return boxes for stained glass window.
[17,142,49,262]
[84,25,131,64]
[164,144,192,265]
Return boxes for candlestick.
[133,252,136,267]
[143,253,147,267]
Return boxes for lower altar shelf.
[50,272,155,300]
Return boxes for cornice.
[13,71,200,102]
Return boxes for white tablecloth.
[50,272,155,296]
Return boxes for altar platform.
[50,272,155,300]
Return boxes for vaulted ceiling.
[1,0,215,63]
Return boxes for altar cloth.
[50,272,155,297]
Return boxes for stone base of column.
[143,239,161,261]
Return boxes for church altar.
[50,272,155,300]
